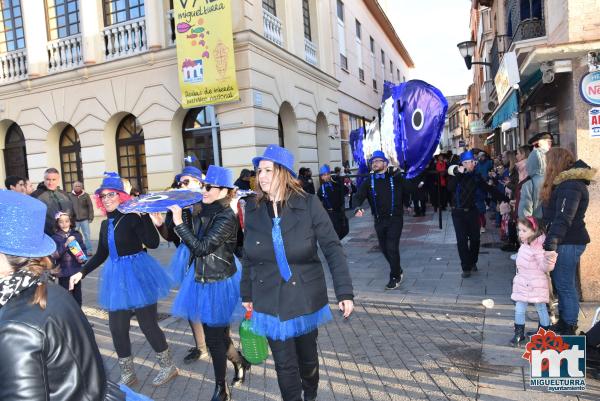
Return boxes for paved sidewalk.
[81,209,600,400]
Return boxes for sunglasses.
[204,184,222,192]
[99,191,118,200]
[179,179,190,186]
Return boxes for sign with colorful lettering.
[580,71,600,106]
[174,0,239,108]
[494,51,520,104]
[589,108,600,138]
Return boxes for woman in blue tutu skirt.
[241,145,354,401]
[152,166,210,364]
[168,165,249,401]
[70,172,177,388]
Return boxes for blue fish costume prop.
[351,80,448,177]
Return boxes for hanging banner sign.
[589,108,600,138]
[174,0,239,108]
[494,51,520,104]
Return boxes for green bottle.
[239,311,269,364]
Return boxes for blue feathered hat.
[95,172,124,195]
[252,144,296,178]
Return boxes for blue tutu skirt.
[171,258,242,326]
[169,243,191,286]
[251,304,333,341]
[99,251,173,311]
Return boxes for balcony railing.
[263,9,283,47]
[47,34,83,73]
[513,18,545,42]
[304,38,317,66]
[167,9,175,47]
[507,0,545,43]
[103,17,148,60]
[0,50,27,83]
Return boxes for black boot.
[550,319,577,335]
[231,356,251,387]
[510,324,526,347]
[526,325,550,337]
[211,381,231,401]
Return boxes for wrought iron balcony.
[490,34,511,78]
[507,0,546,43]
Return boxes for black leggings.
[109,303,168,358]
[203,324,243,382]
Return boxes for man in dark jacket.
[447,151,509,278]
[68,181,95,255]
[317,164,348,239]
[31,167,74,236]
[353,150,406,290]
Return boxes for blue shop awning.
[491,90,519,129]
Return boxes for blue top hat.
[203,165,234,188]
[0,190,56,257]
[369,150,389,165]
[95,172,125,195]
[460,150,476,163]
[175,166,203,183]
[252,145,296,178]
[319,164,331,175]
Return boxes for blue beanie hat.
[460,150,475,163]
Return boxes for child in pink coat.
[510,216,557,347]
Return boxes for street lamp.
[457,40,491,70]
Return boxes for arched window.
[3,123,28,179]
[59,125,83,192]
[116,114,147,193]
[183,106,221,170]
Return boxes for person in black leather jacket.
[0,190,150,401]
[168,165,248,401]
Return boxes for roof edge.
[364,0,415,68]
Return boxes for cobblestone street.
[81,210,600,400]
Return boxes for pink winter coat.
[511,235,556,304]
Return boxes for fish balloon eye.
[412,109,424,131]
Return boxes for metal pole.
[437,171,443,229]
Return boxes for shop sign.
[174,0,239,108]
[580,71,600,106]
[494,52,520,104]
[589,108,600,138]
[469,120,492,135]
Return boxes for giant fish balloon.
[352,80,448,179]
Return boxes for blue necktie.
[271,217,292,282]
[374,173,386,179]
[107,218,119,261]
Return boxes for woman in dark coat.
[0,191,149,401]
[241,145,354,401]
[541,147,596,335]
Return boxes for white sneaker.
[480,227,486,234]
[510,253,517,261]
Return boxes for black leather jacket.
[174,200,239,283]
[0,283,125,401]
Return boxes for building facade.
[0,0,413,234]
[465,0,600,300]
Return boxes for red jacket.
[435,161,447,187]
